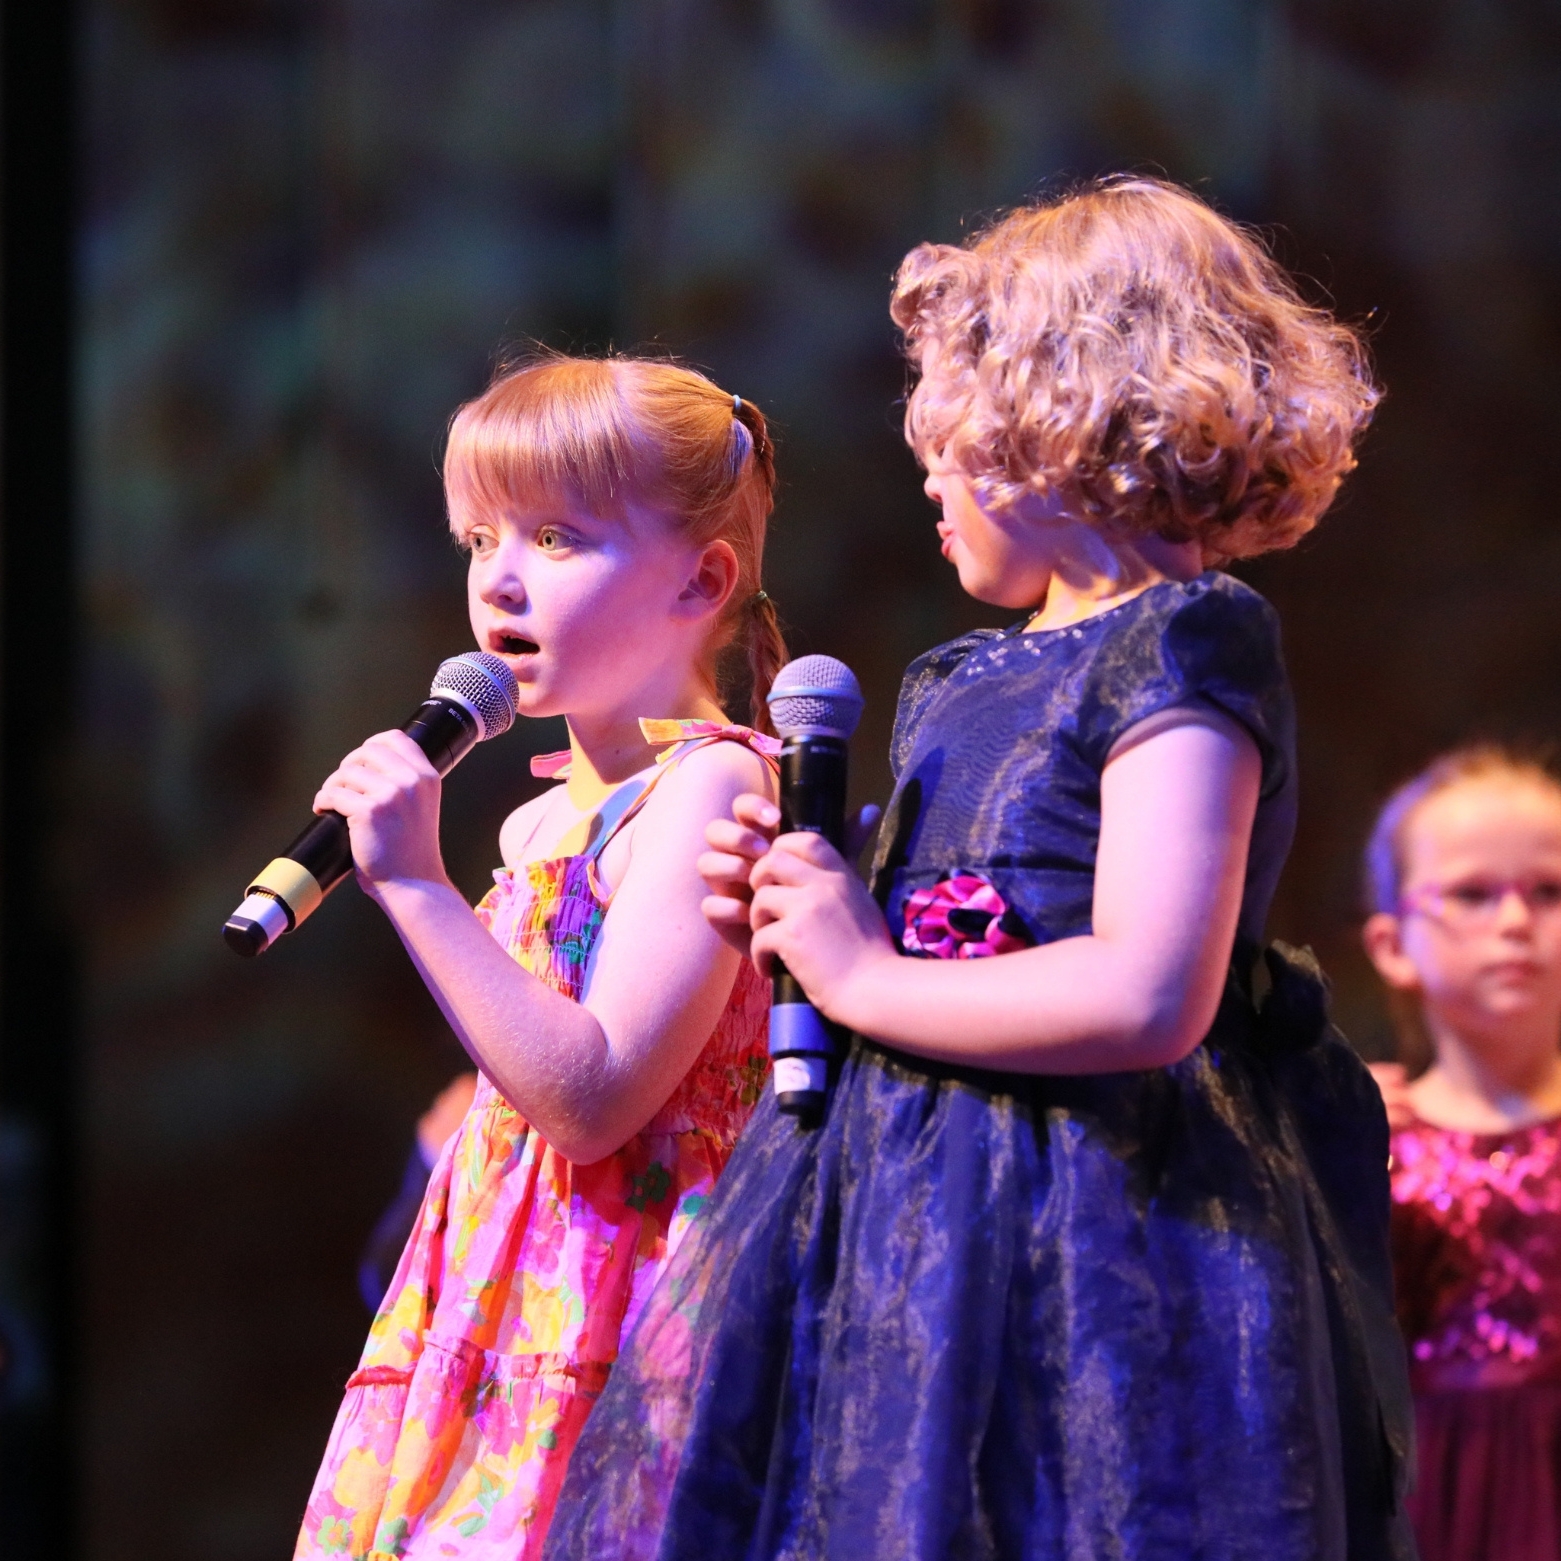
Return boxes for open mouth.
[493,632,539,656]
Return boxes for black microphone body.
[764,656,864,1120]
[770,734,850,1114]
[224,654,518,957]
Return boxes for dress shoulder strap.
[582,720,782,863]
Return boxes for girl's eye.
[536,527,573,553]
[1531,880,1561,910]
[465,531,497,557]
[1448,884,1498,910]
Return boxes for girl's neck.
[1410,1012,1561,1133]
[1025,525,1203,633]
[561,679,727,810]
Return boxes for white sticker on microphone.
[773,1056,827,1096]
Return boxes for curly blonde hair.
[891,177,1381,562]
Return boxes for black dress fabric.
[545,574,1416,1561]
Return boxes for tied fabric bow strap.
[638,718,782,761]
[530,721,782,780]
[529,750,574,779]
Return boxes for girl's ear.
[676,539,740,621]
[1363,912,1421,993]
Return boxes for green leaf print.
[374,1516,411,1557]
[627,1161,673,1211]
[645,1161,671,1204]
[733,1054,769,1106]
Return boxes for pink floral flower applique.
[901,873,1032,960]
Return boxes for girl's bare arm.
[319,731,772,1162]
[728,717,1260,1074]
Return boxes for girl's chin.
[960,571,1023,609]
[1465,986,1557,1023]
[511,687,560,721]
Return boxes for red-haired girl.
[1365,747,1561,1561]
[550,180,1414,1560]
[292,356,784,1559]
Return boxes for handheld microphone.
[222,652,520,957]
[765,655,864,1118]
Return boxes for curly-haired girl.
[547,179,1414,1561]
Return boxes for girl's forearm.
[370,876,624,1158]
[831,935,1224,1074]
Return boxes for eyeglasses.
[1400,877,1561,931]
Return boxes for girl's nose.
[474,543,526,608]
[1495,887,1536,933]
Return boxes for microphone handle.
[778,734,847,844]
[223,697,479,957]
[769,734,849,1118]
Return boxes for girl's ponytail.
[729,396,785,734]
[731,396,775,495]
[746,591,787,737]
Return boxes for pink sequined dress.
[1390,1112,1561,1561]
[294,725,777,1561]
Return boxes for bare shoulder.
[637,740,775,839]
[670,736,775,801]
[498,786,561,869]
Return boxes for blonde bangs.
[444,357,658,530]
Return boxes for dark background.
[3,1,1559,1556]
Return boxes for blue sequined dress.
[546,574,1416,1561]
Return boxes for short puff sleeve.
[1074,575,1294,802]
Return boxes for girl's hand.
[700,798,883,959]
[747,831,899,1019]
[1368,1061,1414,1133]
[314,730,450,893]
[698,794,782,957]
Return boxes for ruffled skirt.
[545,951,1417,1561]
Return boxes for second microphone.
[765,654,864,1119]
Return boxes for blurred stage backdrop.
[11,0,1561,1555]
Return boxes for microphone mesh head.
[767,655,863,739]
[430,653,520,740]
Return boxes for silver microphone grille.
[767,655,864,739]
[430,653,520,741]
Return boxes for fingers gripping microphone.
[766,655,864,1118]
[222,652,520,957]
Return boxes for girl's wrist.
[824,939,905,1036]
[368,872,463,918]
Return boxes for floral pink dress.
[294,725,778,1561]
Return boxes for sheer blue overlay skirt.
[545,949,1416,1561]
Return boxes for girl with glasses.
[1365,745,1561,1561]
